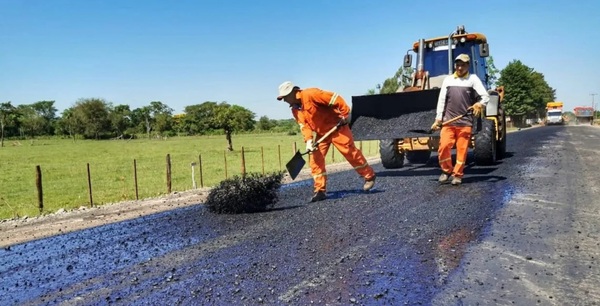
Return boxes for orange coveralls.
[291,88,375,193]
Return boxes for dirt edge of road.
[0,157,381,248]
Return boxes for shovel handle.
[303,122,342,154]
[430,110,475,133]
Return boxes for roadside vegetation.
[0,57,557,219]
[0,133,381,219]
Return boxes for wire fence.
[17,140,380,217]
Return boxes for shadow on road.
[327,189,385,200]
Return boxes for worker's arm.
[292,108,313,142]
[309,88,351,118]
[472,76,490,105]
[435,78,449,121]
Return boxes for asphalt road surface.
[2,125,599,305]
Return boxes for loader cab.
[405,33,491,90]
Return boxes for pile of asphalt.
[205,172,284,214]
[350,110,439,140]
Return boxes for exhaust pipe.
[417,38,425,73]
[447,32,453,74]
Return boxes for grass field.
[0,134,381,219]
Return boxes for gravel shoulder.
[0,157,380,248]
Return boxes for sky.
[2,0,599,120]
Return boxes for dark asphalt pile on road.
[205,172,284,214]
[350,110,438,140]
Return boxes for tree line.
[0,99,299,150]
[1,56,556,147]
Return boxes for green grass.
[0,134,381,219]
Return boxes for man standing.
[277,81,376,202]
[431,54,490,185]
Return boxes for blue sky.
[2,0,599,120]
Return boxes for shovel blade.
[286,151,306,180]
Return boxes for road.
[1,125,599,305]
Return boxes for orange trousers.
[309,125,375,192]
[438,126,472,178]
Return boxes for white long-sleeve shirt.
[435,72,490,126]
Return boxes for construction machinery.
[545,102,565,125]
[350,25,507,168]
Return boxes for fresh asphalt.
[1,125,599,305]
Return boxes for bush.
[205,172,284,214]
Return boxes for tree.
[109,104,132,137]
[368,66,414,94]
[172,113,186,136]
[530,71,556,118]
[56,108,77,141]
[149,101,174,137]
[182,102,219,135]
[4,101,57,139]
[213,103,255,151]
[182,101,255,149]
[130,107,152,138]
[256,115,275,131]
[70,98,111,139]
[16,105,44,138]
[0,102,18,147]
[485,56,500,88]
[498,60,556,126]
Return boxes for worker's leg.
[331,126,375,180]
[309,140,331,192]
[438,126,457,174]
[452,126,472,178]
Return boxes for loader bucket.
[350,88,441,140]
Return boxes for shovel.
[285,121,343,180]
[409,109,474,134]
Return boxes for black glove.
[339,116,349,126]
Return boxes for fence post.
[36,165,43,214]
[133,159,139,200]
[278,144,282,171]
[166,154,172,193]
[359,141,363,151]
[293,142,297,153]
[261,146,265,175]
[241,146,246,177]
[224,150,228,179]
[198,154,204,188]
[87,163,93,207]
[332,148,335,163]
[191,162,197,189]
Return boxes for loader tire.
[379,139,404,169]
[405,151,431,164]
[473,119,497,166]
[496,106,507,160]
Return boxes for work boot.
[310,191,327,202]
[363,176,376,191]
[451,176,462,185]
[438,173,451,184]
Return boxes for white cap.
[277,81,295,100]
[454,54,470,63]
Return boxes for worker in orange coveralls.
[431,54,490,185]
[277,81,376,202]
